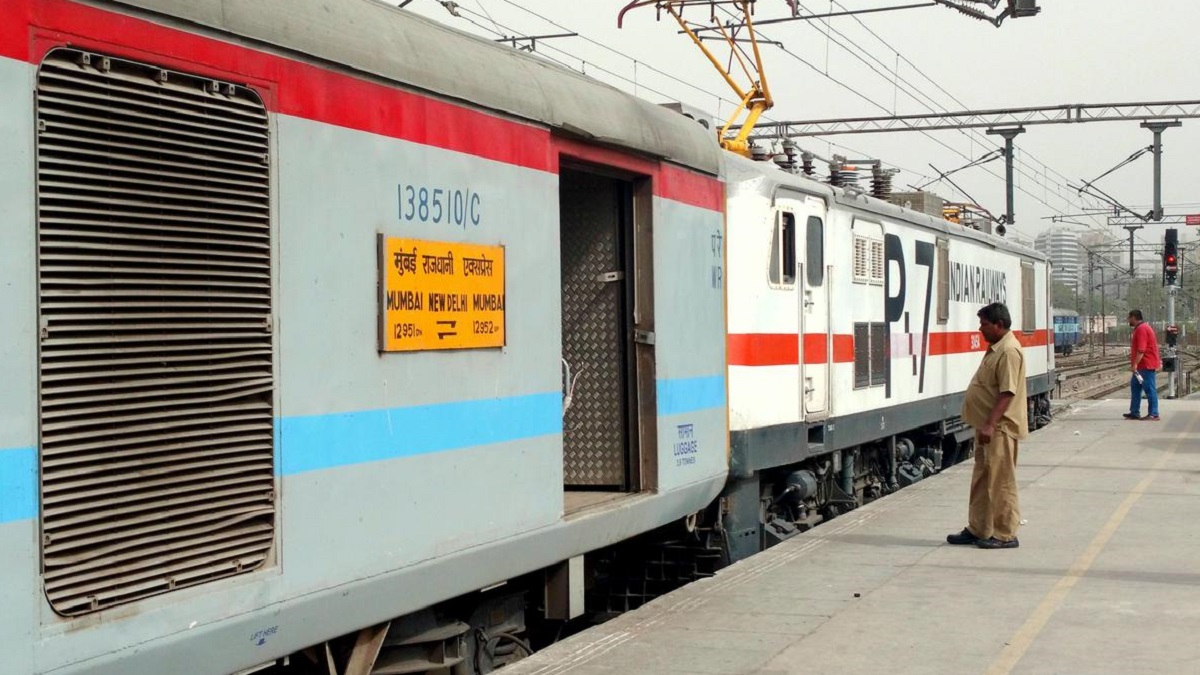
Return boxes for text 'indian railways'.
[948,262,1007,305]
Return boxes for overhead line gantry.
[733,100,1200,228]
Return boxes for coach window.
[770,211,797,285]
[806,216,824,286]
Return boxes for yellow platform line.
[987,414,1198,675]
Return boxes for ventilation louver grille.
[36,50,275,616]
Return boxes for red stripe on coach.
[728,334,797,367]
[657,165,724,212]
[732,330,1049,366]
[929,329,1051,355]
[554,138,724,212]
[729,333,856,367]
[800,333,855,364]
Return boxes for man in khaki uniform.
[947,302,1028,549]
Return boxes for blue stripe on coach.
[657,375,727,416]
[278,378,727,477]
[0,447,37,524]
[0,379,729,519]
[277,392,565,476]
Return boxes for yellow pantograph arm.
[661,1,773,156]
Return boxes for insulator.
[825,164,839,186]
[801,154,815,177]
[870,171,893,200]
[832,167,858,188]
[774,140,799,173]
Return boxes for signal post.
[1164,228,1180,398]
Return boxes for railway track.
[1058,349,1200,400]
[1059,354,1129,379]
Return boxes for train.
[1053,308,1082,355]
[0,1,1054,674]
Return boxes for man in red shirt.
[1125,309,1161,421]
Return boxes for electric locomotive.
[718,153,1053,560]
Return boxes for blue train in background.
[1053,309,1081,355]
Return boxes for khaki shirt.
[962,330,1028,440]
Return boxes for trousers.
[1130,370,1159,417]
[968,431,1021,541]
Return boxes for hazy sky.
[398,0,1199,249]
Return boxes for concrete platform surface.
[504,399,1200,675]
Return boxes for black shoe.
[1123,413,1141,420]
[975,537,1019,549]
[946,528,980,545]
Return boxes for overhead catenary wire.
[1075,145,1152,199]
[771,1,1110,231]
[830,0,1081,196]
[418,0,1111,227]
[737,19,1065,234]
[423,0,950,186]
[830,0,1099,215]
[477,0,957,184]
[915,148,1003,190]
[765,0,1113,229]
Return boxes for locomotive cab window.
[806,216,824,287]
[770,211,797,286]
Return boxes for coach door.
[559,167,644,492]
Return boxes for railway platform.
[503,399,1200,675]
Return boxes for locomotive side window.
[770,211,797,285]
[1021,261,1036,332]
[870,239,884,283]
[805,216,824,287]
[853,236,870,283]
[35,49,275,616]
[936,239,949,324]
[852,231,884,285]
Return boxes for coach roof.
[108,0,721,175]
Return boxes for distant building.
[1080,231,1110,249]
[1035,228,1082,290]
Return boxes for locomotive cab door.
[776,192,830,419]
[798,197,829,418]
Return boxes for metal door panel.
[560,171,628,487]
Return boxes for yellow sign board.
[379,236,505,352]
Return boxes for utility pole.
[986,127,1025,233]
[1087,252,1095,358]
[1141,120,1182,221]
[1123,225,1143,276]
[1100,266,1107,357]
